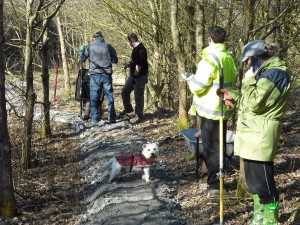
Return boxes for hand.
[217,89,234,108]
[245,67,255,78]
[224,99,234,108]
[79,45,85,52]
[217,89,232,100]
[181,72,194,81]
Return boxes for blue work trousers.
[90,73,116,122]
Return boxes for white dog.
[99,142,159,183]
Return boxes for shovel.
[209,53,225,225]
[218,90,225,225]
[218,62,225,225]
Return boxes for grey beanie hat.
[240,40,267,62]
[93,31,103,38]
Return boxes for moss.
[178,118,189,129]
[236,179,251,198]
[290,206,300,222]
[0,197,16,217]
[63,89,72,96]
[40,129,48,139]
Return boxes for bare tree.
[146,0,171,110]
[192,0,205,127]
[56,11,71,95]
[0,0,17,217]
[40,12,51,138]
[234,0,257,198]
[170,0,189,128]
[265,0,278,43]
[22,0,65,169]
[195,0,205,63]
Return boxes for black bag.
[75,68,90,102]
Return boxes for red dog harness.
[116,153,153,172]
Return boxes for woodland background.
[0,0,299,222]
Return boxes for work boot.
[207,189,219,198]
[119,109,134,117]
[250,194,264,225]
[130,116,143,124]
[263,202,279,225]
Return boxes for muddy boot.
[263,202,278,225]
[250,194,264,225]
[83,101,90,120]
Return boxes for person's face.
[245,57,252,68]
[127,39,133,47]
[208,36,213,45]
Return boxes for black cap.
[93,31,103,38]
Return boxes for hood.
[201,43,227,57]
[261,56,287,72]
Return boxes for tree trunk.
[265,0,278,43]
[21,0,36,169]
[40,20,51,138]
[170,0,189,129]
[147,0,170,110]
[0,0,17,216]
[16,0,65,168]
[193,0,205,127]
[56,11,71,96]
[235,0,256,197]
[195,0,205,64]
[148,0,162,110]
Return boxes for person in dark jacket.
[220,40,290,225]
[119,33,149,124]
[80,31,118,123]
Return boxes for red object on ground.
[53,59,59,102]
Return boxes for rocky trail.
[49,110,185,225]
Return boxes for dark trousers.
[244,159,279,204]
[121,75,148,118]
[200,116,227,190]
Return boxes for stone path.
[50,111,185,225]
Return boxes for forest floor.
[1,80,300,225]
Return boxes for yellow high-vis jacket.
[188,43,237,120]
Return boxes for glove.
[181,72,194,81]
[245,67,255,78]
[79,45,85,52]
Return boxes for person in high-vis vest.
[182,25,237,197]
[220,40,291,225]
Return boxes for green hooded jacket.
[229,57,291,161]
